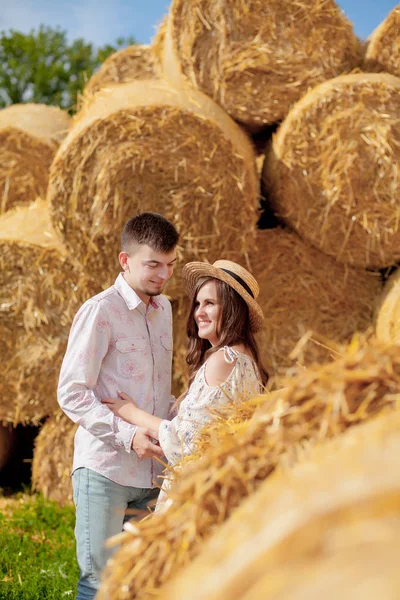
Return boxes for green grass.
[0,492,78,599]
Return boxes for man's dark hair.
[121,212,179,253]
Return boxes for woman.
[103,259,268,507]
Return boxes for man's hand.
[132,427,164,459]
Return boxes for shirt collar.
[114,273,161,312]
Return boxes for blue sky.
[0,1,398,46]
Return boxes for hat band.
[220,269,254,298]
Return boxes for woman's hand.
[102,391,138,424]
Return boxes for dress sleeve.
[158,385,224,464]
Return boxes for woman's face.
[194,280,221,346]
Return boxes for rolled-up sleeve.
[58,301,137,453]
[158,413,201,464]
[158,417,183,463]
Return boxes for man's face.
[119,243,177,298]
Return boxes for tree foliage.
[0,26,135,110]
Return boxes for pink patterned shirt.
[57,273,173,488]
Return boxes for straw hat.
[182,259,264,332]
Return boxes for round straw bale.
[0,200,97,425]
[0,103,71,214]
[32,410,77,505]
[161,0,362,130]
[364,5,400,78]
[97,336,399,600]
[251,228,382,374]
[48,80,258,291]
[160,410,400,600]
[263,73,400,269]
[83,45,160,98]
[171,296,191,398]
[375,267,400,344]
[151,17,168,67]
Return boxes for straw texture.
[97,336,399,600]
[161,410,400,600]
[0,104,71,214]
[32,410,77,505]
[162,0,362,130]
[0,200,97,425]
[251,228,382,373]
[171,297,190,398]
[83,45,160,98]
[375,268,400,345]
[364,5,400,78]
[48,80,258,289]
[264,73,400,268]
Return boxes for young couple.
[58,212,268,600]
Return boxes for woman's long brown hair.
[185,277,269,386]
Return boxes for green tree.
[0,26,135,111]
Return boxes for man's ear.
[119,251,130,271]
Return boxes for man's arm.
[58,300,138,454]
[102,392,163,439]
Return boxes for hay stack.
[160,410,400,600]
[251,228,382,373]
[263,73,400,269]
[83,45,160,98]
[375,268,400,344]
[48,80,258,290]
[32,410,77,505]
[161,0,362,130]
[0,200,96,425]
[97,336,399,600]
[171,296,190,397]
[151,18,168,67]
[0,104,70,214]
[364,5,400,78]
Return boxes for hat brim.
[182,262,264,333]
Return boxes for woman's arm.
[102,392,163,440]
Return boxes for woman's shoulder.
[204,348,237,387]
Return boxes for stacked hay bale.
[0,200,96,425]
[160,0,362,130]
[160,410,400,600]
[17,3,394,516]
[0,104,70,214]
[82,45,160,99]
[32,410,77,505]
[251,228,382,373]
[364,5,400,77]
[263,73,400,268]
[97,336,399,600]
[48,80,258,293]
[170,297,191,396]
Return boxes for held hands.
[102,391,138,423]
[132,427,164,459]
[101,392,164,458]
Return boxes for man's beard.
[142,285,164,297]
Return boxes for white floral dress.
[156,347,262,509]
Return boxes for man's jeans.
[72,467,159,600]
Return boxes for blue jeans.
[72,468,159,600]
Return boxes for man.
[58,212,179,600]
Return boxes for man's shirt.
[58,273,173,488]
